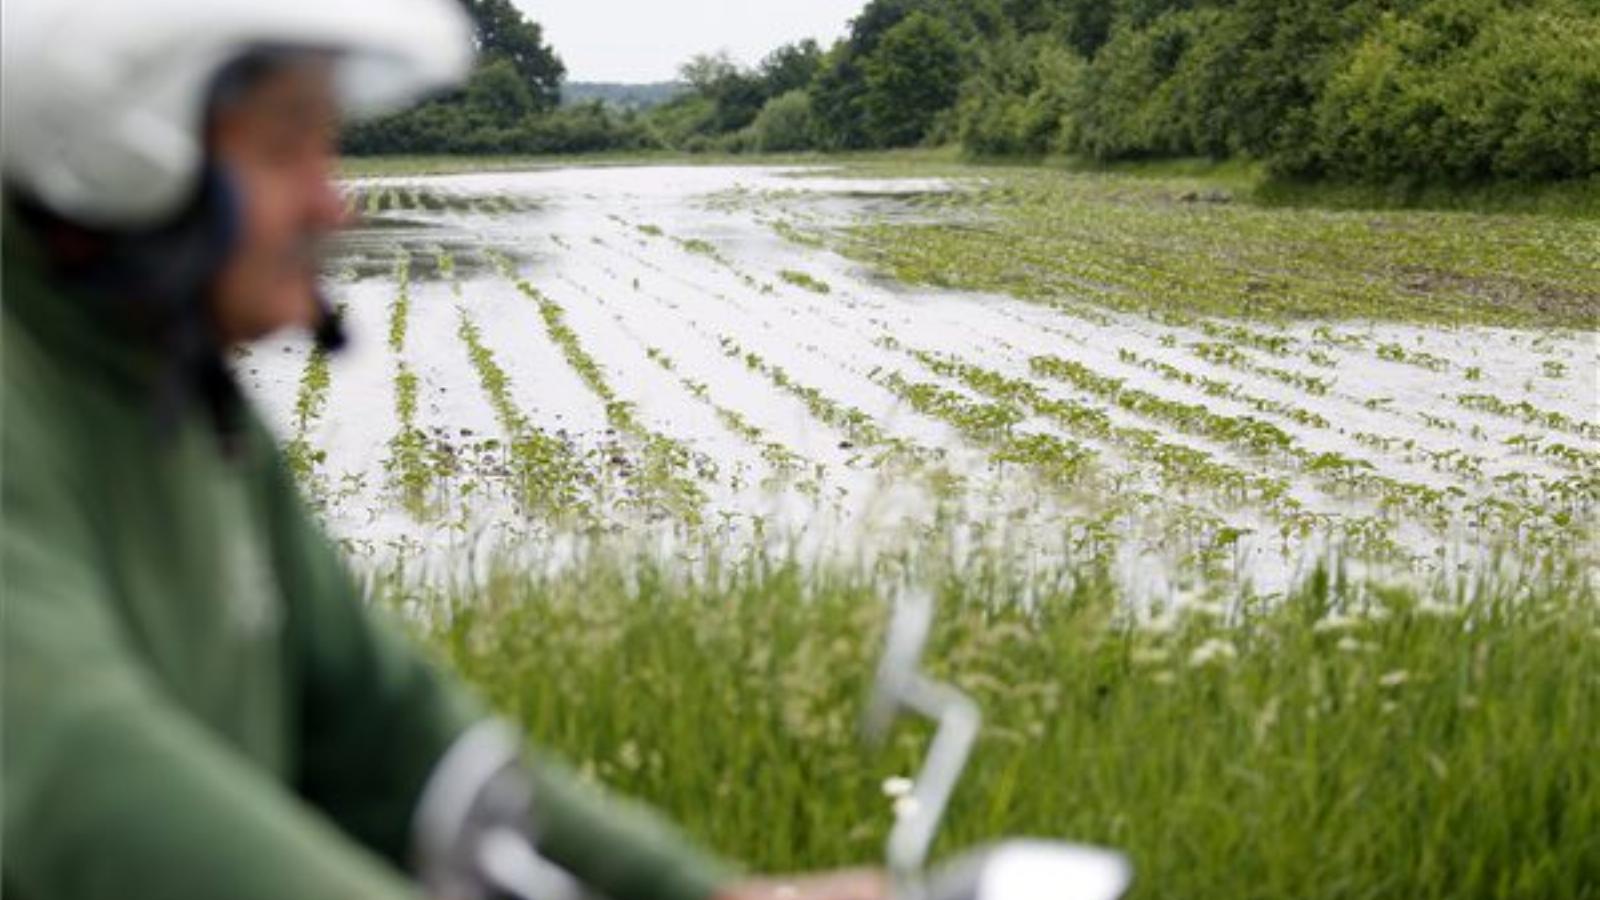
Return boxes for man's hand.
[717,869,887,900]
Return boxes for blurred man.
[0,2,882,898]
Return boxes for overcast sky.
[515,0,868,83]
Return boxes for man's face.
[208,61,348,344]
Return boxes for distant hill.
[561,82,689,111]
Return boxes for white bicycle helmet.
[1,0,474,229]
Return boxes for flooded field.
[260,162,1597,895]
[245,163,1597,596]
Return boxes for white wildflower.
[617,741,642,772]
[1253,696,1281,745]
[1188,638,1237,668]
[1314,614,1361,634]
[1131,646,1170,666]
[1416,600,1460,618]
[1336,636,1372,654]
[893,795,922,820]
[1183,599,1228,620]
[1424,752,1449,780]
[1141,609,1181,635]
[1150,670,1176,685]
[1378,670,1410,687]
[881,776,914,799]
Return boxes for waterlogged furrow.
[572,225,1036,531]
[576,225,949,469]
[454,307,595,522]
[864,360,1289,571]
[673,194,1593,551]
[613,220,1311,560]
[1114,345,1600,509]
[546,266,814,500]
[602,214,1417,539]
[1026,354,1589,547]
[888,349,1357,536]
[552,239,1042,542]
[886,346,1420,559]
[550,246,895,504]
[813,244,1581,515]
[641,345,817,494]
[713,333,939,471]
[567,229,961,463]
[1456,391,1600,442]
[591,214,1404,555]
[494,256,712,526]
[878,256,1558,487]
[1151,328,1589,481]
[675,191,1591,560]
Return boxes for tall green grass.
[381,546,1599,899]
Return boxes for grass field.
[384,547,1598,899]
[272,156,1597,897]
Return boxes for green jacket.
[1,225,733,900]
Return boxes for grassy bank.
[386,548,1598,899]
[810,160,1598,329]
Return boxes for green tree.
[466,59,537,127]
[862,11,966,146]
[957,35,1083,156]
[759,40,826,97]
[1070,10,1211,160]
[809,46,873,150]
[461,0,564,111]
[674,52,768,134]
[751,90,818,152]
[1306,0,1600,182]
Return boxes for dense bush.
[951,0,1599,183]
[1067,10,1221,161]
[345,101,659,156]
[750,90,819,153]
[862,12,968,147]
[1303,1,1600,181]
[955,36,1082,156]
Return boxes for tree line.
[345,0,1599,184]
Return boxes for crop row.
[494,256,712,525]
[282,328,335,490]
[1457,393,1600,442]
[643,346,822,497]
[712,335,937,473]
[889,347,1350,534]
[455,308,595,521]
[557,232,931,477]
[1030,355,1463,520]
[381,249,437,517]
[1028,354,1588,541]
[1113,348,1503,482]
[349,186,524,217]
